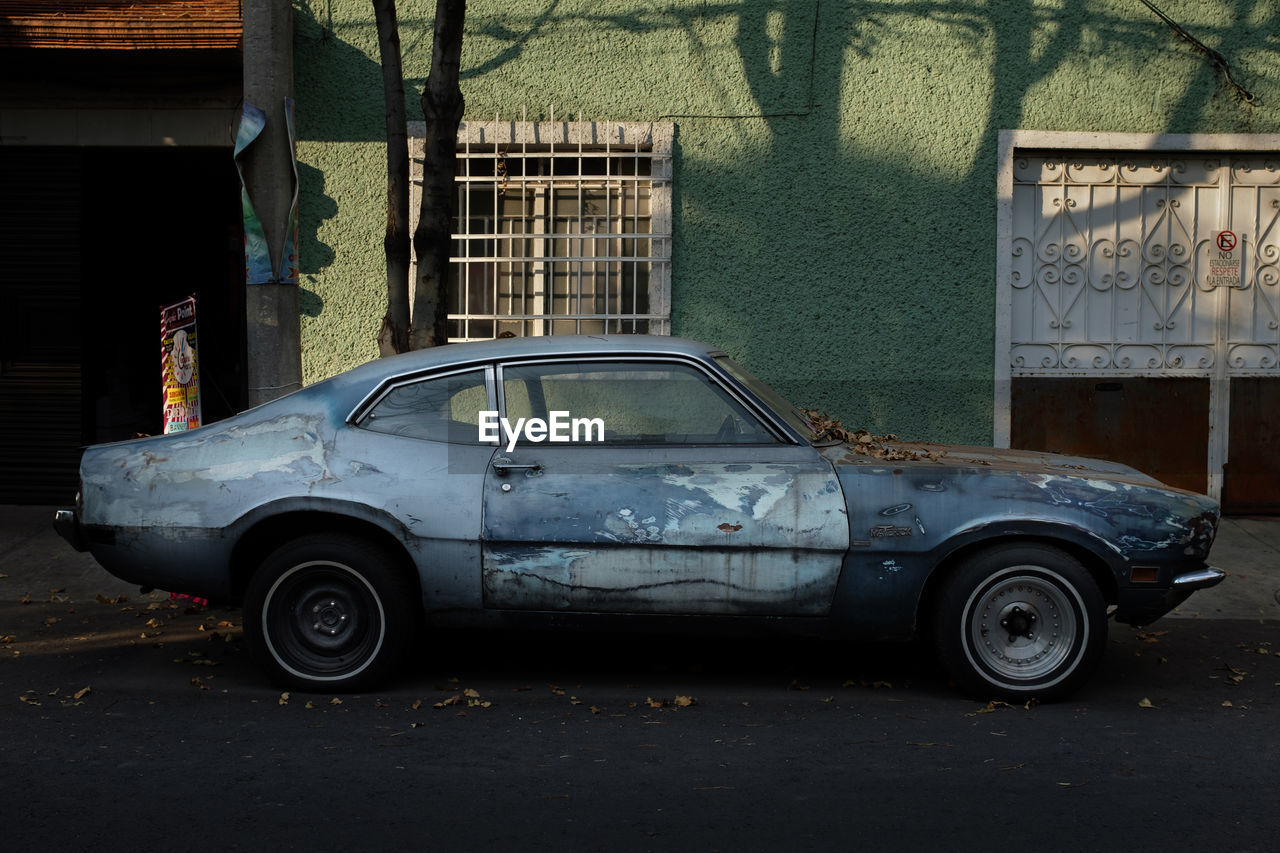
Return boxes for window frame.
[353,364,497,445]
[493,355,793,448]
[408,118,674,342]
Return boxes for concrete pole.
[241,0,302,406]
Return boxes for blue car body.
[56,335,1222,695]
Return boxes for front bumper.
[1114,565,1226,625]
[1172,567,1228,590]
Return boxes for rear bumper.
[1114,566,1226,626]
[53,509,88,552]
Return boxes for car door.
[480,357,849,616]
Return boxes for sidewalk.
[1,505,147,605]
[1172,515,1280,621]
[0,504,1277,619]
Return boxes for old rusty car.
[55,335,1223,699]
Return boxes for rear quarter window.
[359,369,490,444]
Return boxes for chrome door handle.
[492,459,542,477]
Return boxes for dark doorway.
[1224,379,1280,515]
[0,146,244,504]
[1010,378,1211,495]
[80,147,245,443]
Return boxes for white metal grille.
[410,118,673,342]
[1008,152,1280,376]
[996,132,1280,498]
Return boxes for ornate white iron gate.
[996,132,1280,502]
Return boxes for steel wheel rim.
[262,561,386,681]
[963,568,1082,685]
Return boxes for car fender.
[831,518,1123,641]
[225,497,479,610]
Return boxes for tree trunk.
[411,0,466,349]
[373,0,410,356]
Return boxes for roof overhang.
[0,1,242,50]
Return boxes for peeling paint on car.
[483,544,839,615]
[481,447,849,615]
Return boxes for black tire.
[932,543,1106,702]
[244,534,419,691]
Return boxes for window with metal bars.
[410,120,673,341]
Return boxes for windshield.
[714,356,819,441]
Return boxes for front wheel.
[244,534,419,691]
[932,544,1106,702]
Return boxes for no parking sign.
[1201,230,1244,289]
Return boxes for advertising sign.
[161,296,201,433]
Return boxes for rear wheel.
[244,534,418,691]
[933,544,1106,702]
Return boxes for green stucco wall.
[294,0,1279,443]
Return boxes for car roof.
[387,334,717,365]
[315,334,726,409]
[339,334,718,383]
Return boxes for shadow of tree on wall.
[291,0,1274,441]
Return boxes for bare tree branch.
[1137,0,1255,103]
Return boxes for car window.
[499,361,775,445]
[714,356,817,440]
[359,369,490,444]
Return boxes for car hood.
[819,439,1218,561]
[820,440,1171,490]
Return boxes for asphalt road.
[1,593,1276,852]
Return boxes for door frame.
[995,130,1280,502]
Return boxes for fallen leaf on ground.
[973,700,1012,715]
[1137,697,1155,708]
